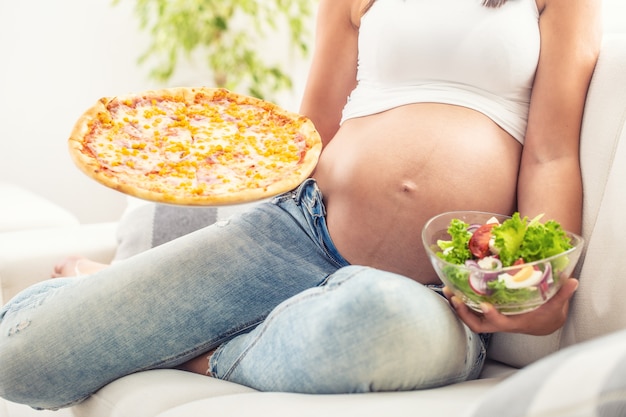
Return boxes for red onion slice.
[538,262,552,300]
[466,260,496,295]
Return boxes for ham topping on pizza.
[80,89,317,199]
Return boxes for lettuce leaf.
[493,213,572,267]
[492,212,527,266]
[441,266,539,311]
[436,218,472,264]
[437,212,573,268]
[486,279,538,308]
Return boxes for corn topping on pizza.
[68,87,322,205]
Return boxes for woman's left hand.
[444,277,579,336]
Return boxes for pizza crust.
[68,87,322,206]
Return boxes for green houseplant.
[115,0,314,100]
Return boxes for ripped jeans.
[0,179,487,410]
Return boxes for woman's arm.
[449,0,603,336]
[299,0,363,146]
[517,0,602,234]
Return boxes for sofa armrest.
[0,222,118,304]
[487,33,626,368]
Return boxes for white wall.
[0,0,155,223]
[0,0,310,223]
[603,0,626,34]
[1,0,624,224]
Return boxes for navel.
[401,180,418,194]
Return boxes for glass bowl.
[421,211,585,315]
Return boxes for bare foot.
[51,256,109,278]
[177,349,217,376]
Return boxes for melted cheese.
[86,92,312,198]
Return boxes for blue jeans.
[0,179,486,410]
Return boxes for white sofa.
[1,34,626,417]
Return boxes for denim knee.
[320,266,480,390]
[211,266,484,393]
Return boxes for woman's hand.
[444,277,579,336]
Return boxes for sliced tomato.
[468,223,497,259]
[508,257,526,275]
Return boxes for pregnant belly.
[312,103,522,284]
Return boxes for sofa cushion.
[112,198,259,262]
[469,329,626,417]
[71,370,257,417]
[0,183,79,232]
[71,361,515,417]
[487,34,626,368]
[0,222,118,304]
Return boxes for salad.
[435,212,574,308]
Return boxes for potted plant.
[114,0,314,100]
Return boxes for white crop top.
[341,0,540,143]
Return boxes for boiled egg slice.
[498,265,543,289]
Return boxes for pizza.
[68,87,322,205]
